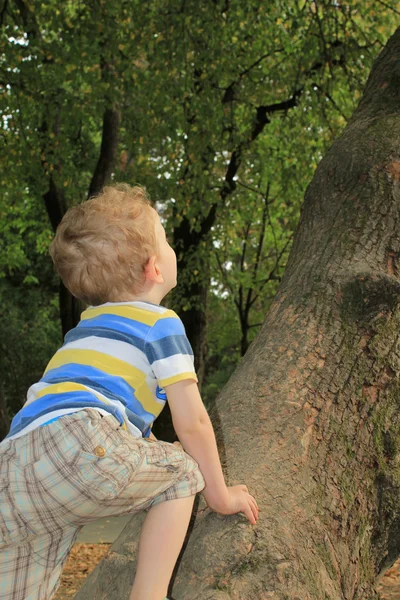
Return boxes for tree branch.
[213,249,237,300]
[0,0,9,28]
[221,89,303,201]
[222,50,284,103]
[87,105,121,198]
[14,0,40,40]
[245,183,270,314]
[375,0,400,14]
[87,49,121,197]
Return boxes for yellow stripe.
[157,309,178,320]
[135,381,165,415]
[44,349,163,416]
[160,373,198,387]
[80,305,178,326]
[35,381,98,399]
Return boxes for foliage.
[0,1,397,419]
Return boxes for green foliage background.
[0,1,397,424]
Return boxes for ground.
[379,563,400,600]
[54,543,111,600]
[54,543,400,599]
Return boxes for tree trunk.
[75,27,400,600]
[0,380,10,442]
[171,198,212,389]
[153,227,209,442]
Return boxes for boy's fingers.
[251,495,259,509]
[242,500,257,524]
[241,506,252,523]
[249,498,258,520]
[249,495,259,512]
[251,500,258,519]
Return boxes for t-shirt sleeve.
[144,311,198,387]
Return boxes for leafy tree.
[77,25,400,600]
[0,1,396,439]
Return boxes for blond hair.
[49,183,158,305]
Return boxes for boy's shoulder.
[146,307,188,341]
[78,302,185,339]
[80,301,179,323]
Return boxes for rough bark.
[75,28,400,600]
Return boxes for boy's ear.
[144,255,164,283]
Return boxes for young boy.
[0,183,258,600]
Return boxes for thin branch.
[213,249,237,300]
[245,182,270,315]
[313,0,336,83]
[87,40,121,197]
[0,0,9,27]
[14,0,40,40]
[312,82,349,121]
[222,49,284,103]
[375,0,400,14]
[240,221,251,274]
[221,89,303,200]
[258,236,293,291]
[236,180,267,197]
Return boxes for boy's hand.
[206,485,259,525]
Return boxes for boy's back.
[5,300,198,443]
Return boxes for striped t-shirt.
[4,300,198,442]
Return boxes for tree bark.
[75,27,400,600]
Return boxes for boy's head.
[49,183,177,306]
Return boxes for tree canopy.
[0,1,397,433]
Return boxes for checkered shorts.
[0,408,205,600]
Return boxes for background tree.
[0,3,396,437]
[75,26,400,600]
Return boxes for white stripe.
[60,336,151,371]
[26,381,53,406]
[151,354,196,381]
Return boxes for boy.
[0,183,258,600]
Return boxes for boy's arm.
[164,378,230,511]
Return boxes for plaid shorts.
[0,408,205,600]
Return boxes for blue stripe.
[77,314,151,339]
[6,392,126,438]
[64,326,146,351]
[42,365,154,421]
[145,335,194,364]
[125,407,152,433]
[43,377,129,406]
[42,416,62,426]
[146,317,186,341]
